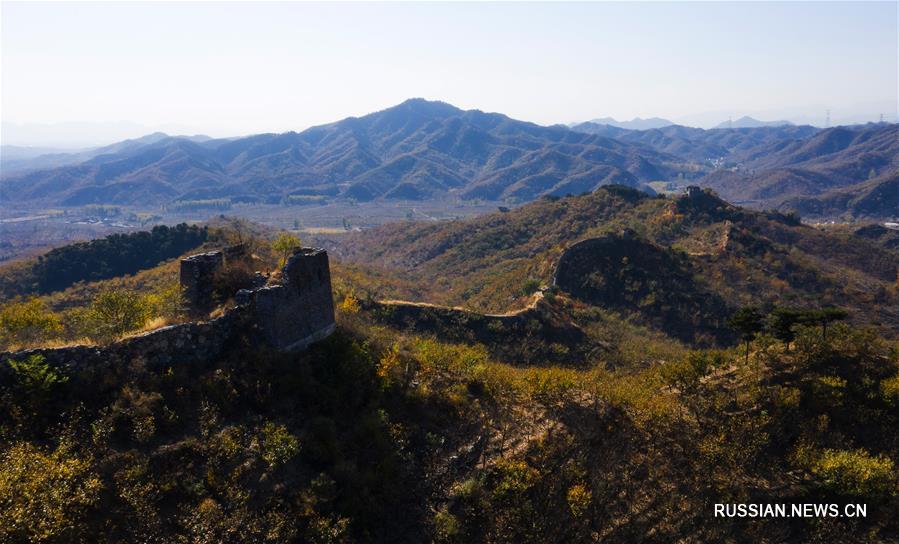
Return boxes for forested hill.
[333,185,899,341]
[0,224,207,298]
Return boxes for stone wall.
[1,247,336,386]
[180,251,225,312]
[366,294,596,365]
[239,248,336,352]
[180,244,249,312]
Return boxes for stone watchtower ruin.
[179,244,336,352]
[180,244,249,313]
[237,248,336,352]
[0,246,337,388]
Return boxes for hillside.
[1,221,898,543]
[698,125,899,214]
[571,122,820,163]
[332,186,899,342]
[0,100,681,207]
[782,172,899,220]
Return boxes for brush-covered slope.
[781,171,899,220]
[571,123,820,163]
[334,185,899,342]
[0,100,680,206]
[699,125,899,215]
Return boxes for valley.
[3,101,896,266]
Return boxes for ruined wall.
[0,312,244,385]
[180,244,249,313]
[180,251,225,312]
[366,295,595,365]
[1,247,336,386]
[241,248,336,352]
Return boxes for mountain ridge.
[1,99,679,206]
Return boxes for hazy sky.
[2,1,897,145]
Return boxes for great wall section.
[0,247,336,386]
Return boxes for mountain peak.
[714,116,793,129]
[586,117,674,130]
[389,98,463,117]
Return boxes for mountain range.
[582,116,674,130]
[1,100,682,206]
[713,116,793,129]
[698,124,899,217]
[1,99,896,220]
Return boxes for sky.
[2,1,897,146]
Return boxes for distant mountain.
[781,172,899,220]
[714,116,793,129]
[0,132,212,176]
[697,125,899,216]
[572,122,820,162]
[585,117,674,130]
[0,99,679,206]
[0,120,203,148]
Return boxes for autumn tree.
[272,232,303,267]
[85,289,152,342]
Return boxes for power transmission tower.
[825,109,830,128]
[879,113,884,123]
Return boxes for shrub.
[521,278,541,297]
[0,297,62,349]
[881,374,899,406]
[0,443,102,543]
[260,422,300,468]
[808,448,895,498]
[8,354,68,395]
[566,483,592,517]
[340,291,361,314]
[146,282,186,320]
[272,232,303,267]
[84,289,152,342]
[433,508,461,542]
[490,459,539,502]
[376,342,411,389]
[661,350,723,393]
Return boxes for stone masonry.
[0,247,336,386]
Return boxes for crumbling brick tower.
[180,251,225,313]
[249,248,336,351]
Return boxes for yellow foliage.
[340,291,361,314]
[806,448,896,498]
[566,483,592,518]
[0,443,102,543]
[0,297,62,349]
[272,232,303,267]
[376,342,402,387]
[881,374,899,405]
